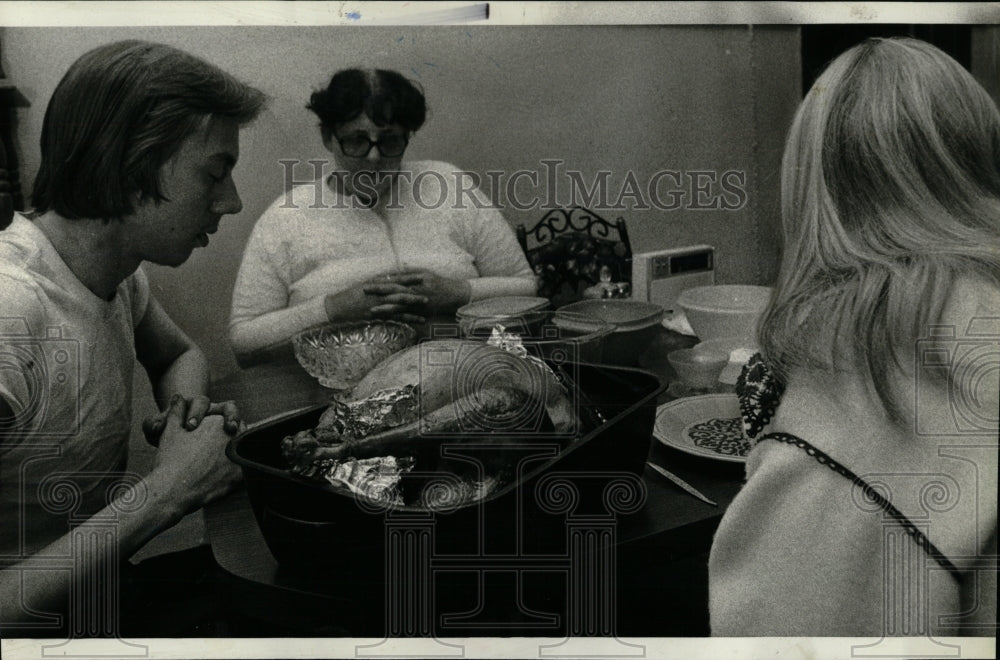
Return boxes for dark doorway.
[801,25,973,94]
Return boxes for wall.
[1,25,799,378]
[972,25,1000,106]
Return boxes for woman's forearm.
[229,295,330,365]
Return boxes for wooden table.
[204,328,746,637]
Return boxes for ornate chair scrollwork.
[516,206,633,307]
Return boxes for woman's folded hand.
[325,280,429,323]
[383,270,472,315]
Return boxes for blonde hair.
[760,37,1000,422]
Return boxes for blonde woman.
[709,38,999,636]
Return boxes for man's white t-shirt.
[0,213,149,557]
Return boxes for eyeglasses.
[337,133,409,158]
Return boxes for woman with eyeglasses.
[229,69,535,365]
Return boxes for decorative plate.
[653,394,750,463]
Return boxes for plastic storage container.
[455,296,551,338]
[455,309,613,364]
[557,300,664,366]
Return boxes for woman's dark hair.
[31,40,267,220]
[306,69,426,133]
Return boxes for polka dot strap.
[758,431,962,583]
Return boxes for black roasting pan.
[226,362,665,571]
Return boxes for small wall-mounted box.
[631,245,716,312]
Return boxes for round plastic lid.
[558,299,664,331]
[456,296,551,319]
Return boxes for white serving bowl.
[666,347,730,388]
[676,285,773,342]
[694,337,761,385]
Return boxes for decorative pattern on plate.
[686,417,750,457]
[653,394,747,464]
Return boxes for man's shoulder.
[0,270,47,339]
[0,251,45,308]
[0,220,80,336]
[0,219,42,271]
[1,219,64,314]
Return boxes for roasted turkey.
[282,340,578,479]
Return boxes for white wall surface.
[1,25,799,377]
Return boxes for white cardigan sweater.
[229,160,536,359]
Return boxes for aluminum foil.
[486,324,530,357]
[315,384,419,442]
[487,324,567,394]
[321,455,415,505]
